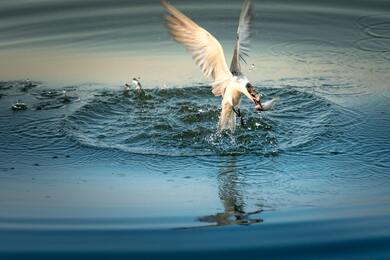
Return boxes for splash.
[62,86,357,157]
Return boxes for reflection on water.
[199,156,263,226]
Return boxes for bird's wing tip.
[160,0,171,9]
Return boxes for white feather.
[161,0,233,96]
[162,0,262,131]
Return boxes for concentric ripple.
[63,86,358,157]
[355,13,390,67]
[269,40,342,65]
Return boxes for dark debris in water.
[11,100,28,111]
[32,88,79,110]
[0,80,40,93]
[20,83,37,92]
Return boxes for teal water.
[0,0,390,258]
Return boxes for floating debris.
[20,79,37,92]
[11,100,27,111]
[123,77,145,96]
[123,83,131,96]
[132,77,144,94]
[63,90,70,103]
[32,88,78,110]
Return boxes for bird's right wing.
[230,0,252,76]
[161,0,233,96]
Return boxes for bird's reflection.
[198,156,263,226]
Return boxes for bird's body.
[161,0,262,131]
[219,76,251,130]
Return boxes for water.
[0,0,390,258]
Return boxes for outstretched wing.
[161,0,233,96]
[230,0,252,76]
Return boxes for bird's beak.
[245,83,260,103]
[244,89,256,103]
[246,83,265,111]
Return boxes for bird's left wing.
[230,0,252,76]
[161,0,233,96]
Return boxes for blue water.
[0,0,390,258]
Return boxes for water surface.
[0,0,389,258]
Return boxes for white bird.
[161,0,263,131]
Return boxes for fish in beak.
[246,83,275,111]
[257,98,276,111]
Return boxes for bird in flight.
[161,0,269,131]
